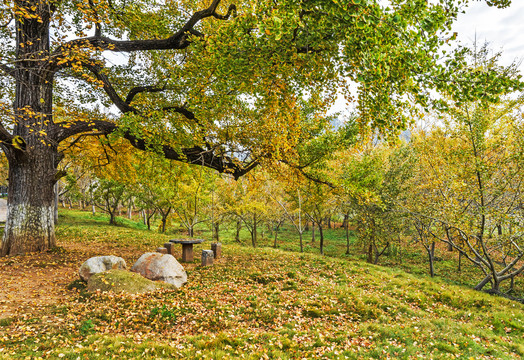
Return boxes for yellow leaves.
[11,135,26,151]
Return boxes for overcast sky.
[452,1,524,67]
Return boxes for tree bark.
[54,182,59,225]
[251,212,257,248]
[319,224,324,255]
[345,219,350,255]
[427,241,435,277]
[235,219,241,242]
[213,222,219,242]
[1,147,57,255]
[0,6,58,256]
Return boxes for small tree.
[90,178,127,225]
[343,144,413,264]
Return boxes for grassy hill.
[0,210,523,359]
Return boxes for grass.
[0,209,523,359]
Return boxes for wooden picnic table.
[169,238,204,262]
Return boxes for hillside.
[0,211,523,359]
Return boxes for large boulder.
[131,252,187,288]
[87,269,177,294]
[79,255,127,282]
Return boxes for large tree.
[0,0,514,255]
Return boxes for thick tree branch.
[56,119,256,179]
[0,63,15,78]
[80,62,136,113]
[0,119,13,147]
[125,86,166,104]
[54,0,236,56]
[76,62,198,122]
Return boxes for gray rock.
[79,255,127,282]
[131,252,187,288]
[87,269,177,294]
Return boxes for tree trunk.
[345,219,350,255]
[235,219,241,242]
[161,217,167,233]
[311,222,315,243]
[146,209,154,230]
[299,232,303,253]
[91,193,96,215]
[273,222,280,249]
[319,224,324,255]
[1,148,57,255]
[1,8,58,256]
[427,241,435,277]
[251,212,257,248]
[213,222,219,242]
[367,244,373,263]
[54,182,59,225]
[109,210,116,225]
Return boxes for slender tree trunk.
[109,211,116,225]
[319,224,324,255]
[342,214,348,229]
[146,210,153,230]
[273,222,281,249]
[251,212,257,247]
[235,219,241,242]
[311,222,315,243]
[367,244,373,263]
[345,219,350,255]
[161,217,167,233]
[299,231,303,253]
[213,222,219,242]
[427,241,436,277]
[54,182,59,225]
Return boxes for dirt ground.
[0,242,144,319]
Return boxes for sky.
[452,1,524,68]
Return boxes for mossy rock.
[87,269,177,294]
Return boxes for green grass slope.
[0,210,523,359]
